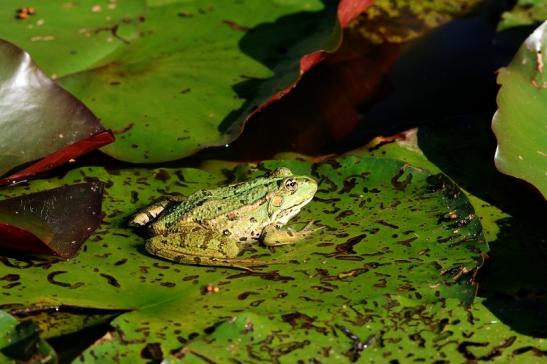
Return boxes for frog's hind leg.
[129,196,183,227]
[145,225,267,270]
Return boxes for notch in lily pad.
[0,182,104,258]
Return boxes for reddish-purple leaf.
[0,182,104,258]
[0,39,113,184]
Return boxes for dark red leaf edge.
[243,0,374,127]
[0,130,114,187]
[0,224,53,256]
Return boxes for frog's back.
[158,177,279,225]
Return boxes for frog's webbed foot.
[128,196,184,227]
[145,228,273,270]
[262,221,322,246]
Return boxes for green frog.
[129,167,318,269]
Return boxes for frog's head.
[268,174,318,225]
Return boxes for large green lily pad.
[493,21,547,199]
[0,0,368,163]
[0,156,486,361]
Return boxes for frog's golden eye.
[284,178,298,192]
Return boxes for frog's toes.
[301,221,323,234]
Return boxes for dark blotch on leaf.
[390,167,413,191]
[0,274,19,281]
[397,237,417,247]
[155,169,170,182]
[227,270,293,282]
[376,220,399,229]
[325,234,367,257]
[249,299,265,307]
[426,174,461,198]
[114,258,128,266]
[238,291,258,300]
[99,273,121,288]
[222,19,250,32]
[141,343,163,361]
[47,271,83,289]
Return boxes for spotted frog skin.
[129,168,318,269]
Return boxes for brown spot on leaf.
[99,273,121,288]
[141,343,163,361]
[390,167,413,191]
[47,271,83,289]
[238,291,258,300]
[0,274,20,282]
[222,19,250,32]
[376,220,399,229]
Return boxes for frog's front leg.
[262,221,319,246]
[145,224,266,269]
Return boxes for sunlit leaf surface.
[0,0,371,163]
[0,157,486,361]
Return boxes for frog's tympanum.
[129,168,318,268]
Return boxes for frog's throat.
[275,196,314,225]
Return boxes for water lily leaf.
[0,310,57,364]
[349,0,480,44]
[0,0,371,163]
[0,39,113,186]
[0,156,486,361]
[492,21,547,199]
[498,0,547,31]
[349,125,547,343]
[0,181,104,258]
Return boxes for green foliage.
[498,0,547,31]
[0,0,342,163]
[349,0,479,43]
[493,21,547,198]
[0,1,545,362]
[350,125,547,362]
[0,157,486,362]
[0,310,57,364]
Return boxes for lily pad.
[350,0,480,44]
[0,310,57,363]
[0,156,486,361]
[492,21,547,198]
[0,39,113,186]
[0,181,105,258]
[498,0,547,31]
[0,0,371,163]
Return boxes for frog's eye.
[284,178,298,192]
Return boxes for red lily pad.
[0,39,113,186]
[0,182,104,258]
